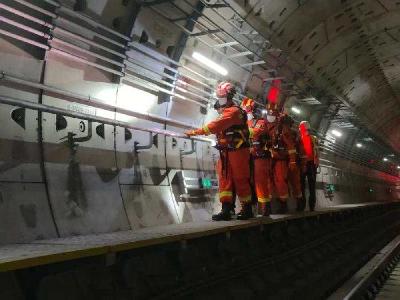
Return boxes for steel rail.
[329,234,400,300]
[156,207,400,299]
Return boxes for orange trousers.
[288,164,302,198]
[272,160,289,200]
[253,158,271,203]
[216,147,252,204]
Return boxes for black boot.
[212,203,232,221]
[277,201,288,214]
[296,197,305,212]
[237,204,253,220]
[309,196,316,212]
[259,202,271,217]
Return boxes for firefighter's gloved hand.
[185,130,198,137]
[289,161,297,173]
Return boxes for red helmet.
[299,121,310,134]
[241,97,255,113]
[266,79,281,104]
[216,81,235,98]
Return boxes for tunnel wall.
[0,0,399,245]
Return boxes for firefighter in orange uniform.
[241,97,272,216]
[185,82,253,221]
[299,121,319,211]
[263,79,297,213]
[283,115,306,211]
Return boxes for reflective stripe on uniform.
[258,197,270,203]
[239,195,252,203]
[249,128,254,139]
[203,125,211,135]
[288,149,297,154]
[219,191,232,198]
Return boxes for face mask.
[218,97,227,106]
[247,113,254,121]
[266,115,276,123]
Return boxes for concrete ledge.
[0,202,386,272]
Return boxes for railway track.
[6,203,400,300]
[330,232,400,300]
[151,204,400,299]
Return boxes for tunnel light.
[291,106,301,114]
[331,129,342,137]
[192,52,228,76]
[356,143,363,148]
[383,157,388,162]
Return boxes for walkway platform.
[0,203,382,272]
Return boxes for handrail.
[0,95,213,145]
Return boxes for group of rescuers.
[185,81,319,221]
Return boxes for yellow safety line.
[0,246,108,272]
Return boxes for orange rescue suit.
[265,116,298,201]
[189,106,252,205]
[249,118,272,204]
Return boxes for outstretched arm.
[185,108,239,136]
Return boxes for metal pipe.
[44,0,130,41]
[134,132,155,152]
[50,48,124,76]
[181,139,197,156]
[0,3,53,28]
[0,7,127,72]
[0,26,123,80]
[0,15,51,39]
[124,64,210,104]
[50,38,125,68]
[56,16,126,49]
[148,3,266,77]
[126,53,212,94]
[7,1,127,50]
[0,94,212,144]
[123,74,208,108]
[129,41,214,88]
[11,0,57,18]
[52,26,126,59]
[0,72,197,130]
[125,59,213,98]
[0,28,49,50]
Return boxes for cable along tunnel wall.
[0,0,399,245]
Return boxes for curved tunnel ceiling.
[230,0,400,153]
